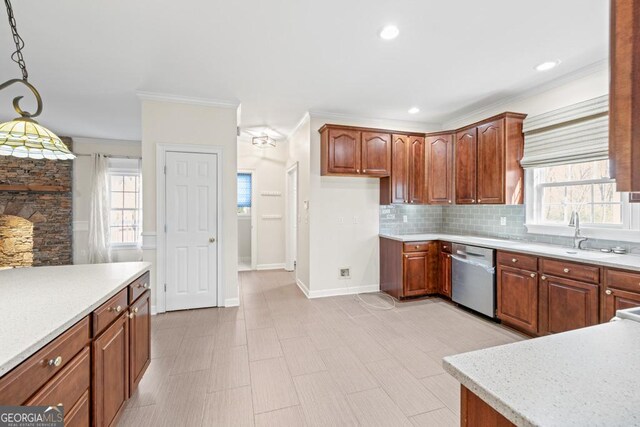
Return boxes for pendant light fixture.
[0,0,74,160]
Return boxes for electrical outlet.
[403,215,408,223]
[339,268,351,279]
[500,217,507,226]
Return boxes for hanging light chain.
[4,0,28,81]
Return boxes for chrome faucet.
[569,211,588,249]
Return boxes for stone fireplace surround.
[0,138,73,267]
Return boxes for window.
[526,159,640,239]
[237,173,252,215]
[109,160,142,246]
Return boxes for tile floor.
[118,270,525,427]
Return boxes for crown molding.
[286,112,311,141]
[137,91,240,109]
[308,110,440,132]
[440,59,609,128]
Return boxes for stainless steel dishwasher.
[451,243,496,318]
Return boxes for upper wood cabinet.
[454,113,526,205]
[609,0,640,192]
[320,125,391,177]
[426,133,453,205]
[381,134,426,204]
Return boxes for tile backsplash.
[380,204,640,255]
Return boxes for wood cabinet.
[461,386,515,427]
[497,265,538,335]
[93,313,129,427]
[609,0,640,192]
[129,291,151,395]
[426,133,453,205]
[380,238,437,299]
[604,268,640,321]
[381,134,426,204]
[439,251,452,298]
[320,125,391,177]
[539,274,599,335]
[454,113,526,205]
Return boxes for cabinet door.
[93,314,129,427]
[408,135,426,204]
[477,119,505,204]
[439,252,452,298]
[391,134,409,204]
[426,134,453,205]
[497,266,538,334]
[129,291,151,395]
[604,288,640,321]
[454,129,477,204]
[539,275,599,335]
[361,132,391,176]
[327,128,361,174]
[403,252,429,297]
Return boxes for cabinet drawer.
[440,241,452,254]
[26,347,90,408]
[403,242,431,253]
[497,251,538,271]
[606,269,640,293]
[541,259,600,284]
[65,389,90,427]
[129,271,150,303]
[0,316,90,405]
[93,288,128,337]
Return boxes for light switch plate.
[500,217,507,226]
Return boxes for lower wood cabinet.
[604,268,640,321]
[461,386,515,427]
[404,251,430,297]
[129,291,151,394]
[93,312,129,427]
[439,251,452,298]
[380,238,437,299]
[539,275,599,335]
[497,265,538,335]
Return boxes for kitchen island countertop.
[0,262,151,377]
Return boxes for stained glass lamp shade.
[0,118,75,160]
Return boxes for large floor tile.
[250,357,300,414]
[346,388,413,427]
[202,386,255,426]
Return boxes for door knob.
[209,237,216,243]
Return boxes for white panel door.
[165,151,218,311]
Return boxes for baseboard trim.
[224,297,240,307]
[151,305,157,315]
[256,263,286,271]
[295,278,310,298]
[304,283,380,299]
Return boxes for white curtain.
[88,154,112,263]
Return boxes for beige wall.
[238,137,288,268]
[72,137,142,264]
[286,116,311,289]
[141,99,239,310]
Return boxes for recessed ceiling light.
[408,107,420,114]
[535,60,560,72]
[379,25,399,40]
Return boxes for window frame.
[525,166,640,242]
[108,166,142,248]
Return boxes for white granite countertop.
[443,319,640,426]
[379,233,640,272]
[0,262,151,378]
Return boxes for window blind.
[237,173,252,208]
[520,95,609,168]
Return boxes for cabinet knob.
[129,312,135,319]
[415,245,420,249]
[134,307,139,313]
[471,199,475,203]
[357,169,360,173]
[478,199,481,203]
[109,305,122,313]
[563,268,570,273]
[138,282,148,289]
[363,169,366,173]
[48,356,62,367]
[512,258,517,263]
[448,200,452,204]
[530,273,536,278]
[605,289,613,295]
[541,275,547,281]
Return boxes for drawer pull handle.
[530,273,536,278]
[109,305,122,313]
[512,258,517,263]
[563,268,570,273]
[606,289,613,295]
[48,356,62,367]
[541,275,547,281]
[138,282,148,289]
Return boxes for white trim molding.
[137,91,240,109]
[141,232,157,250]
[525,223,640,243]
[256,263,286,271]
[224,298,240,307]
[156,143,225,313]
[295,278,310,298]
[306,284,380,299]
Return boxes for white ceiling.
[0,0,609,141]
